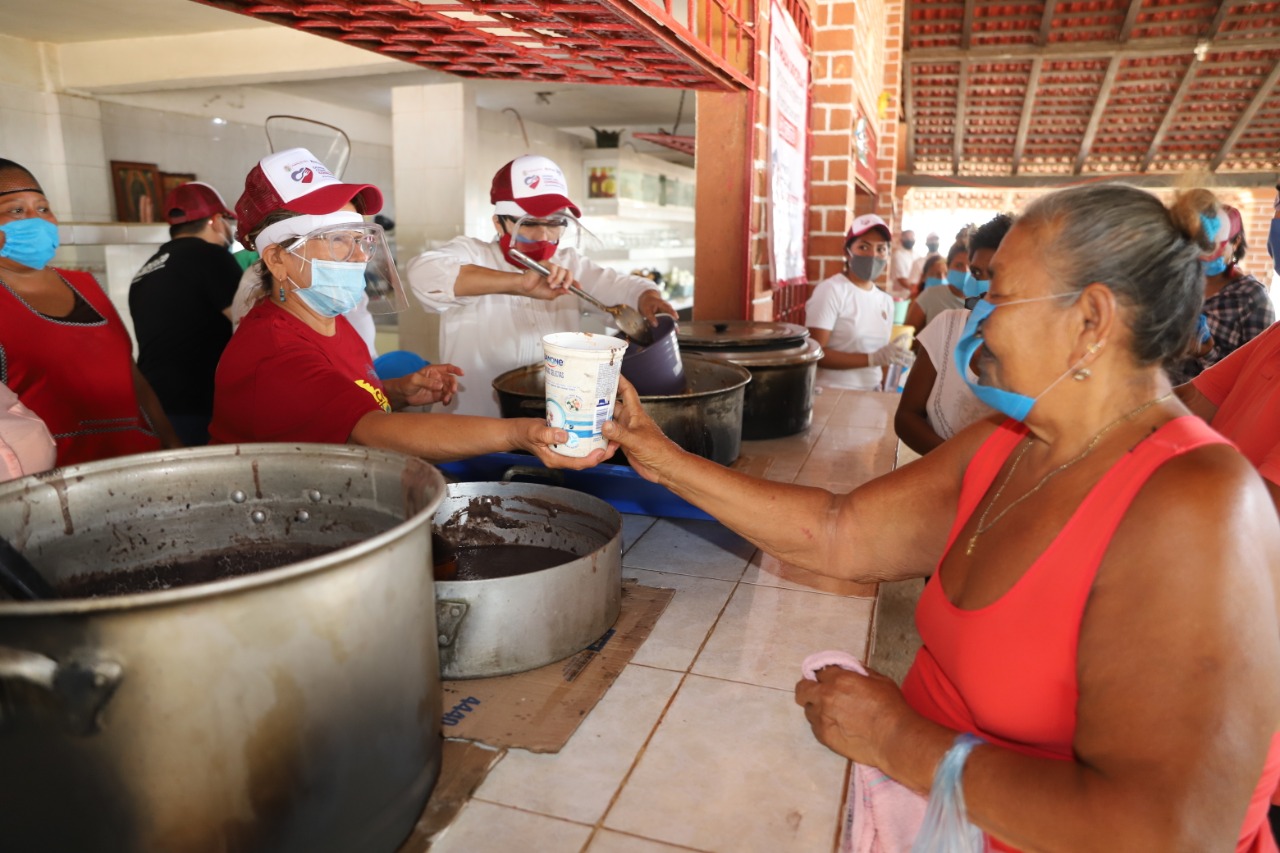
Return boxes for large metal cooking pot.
[678,321,823,440]
[434,482,621,679]
[493,353,751,465]
[0,444,447,853]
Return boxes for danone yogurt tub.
[542,332,630,457]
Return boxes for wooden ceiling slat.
[1210,60,1280,170]
[953,60,971,175]
[1142,58,1203,170]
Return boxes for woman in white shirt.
[805,214,913,391]
[406,155,673,417]
[894,213,1012,453]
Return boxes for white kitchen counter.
[429,388,904,853]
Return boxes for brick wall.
[903,185,1278,287]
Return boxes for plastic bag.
[910,733,987,853]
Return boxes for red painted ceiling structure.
[905,0,1280,179]
[193,0,768,91]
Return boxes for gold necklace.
[964,392,1175,556]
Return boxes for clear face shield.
[497,211,596,265]
[284,221,408,315]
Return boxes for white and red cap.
[163,181,233,225]
[490,155,581,218]
[846,214,892,242]
[236,147,383,249]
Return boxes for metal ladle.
[0,534,56,600]
[508,248,654,345]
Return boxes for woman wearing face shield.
[405,155,675,417]
[209,149,613,468]
[805,214,915,391]
[603,184,1280,851]
[0,158,181,467]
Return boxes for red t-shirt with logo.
[209,299,390,445]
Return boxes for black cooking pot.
[678,321,823,440]
[493,354,750,466]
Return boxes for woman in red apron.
[0,159,179,468]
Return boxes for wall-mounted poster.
[110,161,162,223]
[767,0,810,285]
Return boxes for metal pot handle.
[501,465,565,486]
[0,646,123,735]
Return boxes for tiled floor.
[429,389,902,853]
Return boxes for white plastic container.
[541,332,629,457]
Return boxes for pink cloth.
[0,384,55,481]
[802,651,928,853]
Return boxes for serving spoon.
[508,248,654,346]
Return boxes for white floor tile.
[604,675,846,852]
[623,568,737,671]
[623,519,755,582]
[587,829,710,852]
[621,513,658,554]
[430,800,592,852]
[475,664,683,824]
[692,584,875,690]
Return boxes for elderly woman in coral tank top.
[604,184,1280,851]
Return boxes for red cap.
[1224,205,1243,240]
[163,181,233,225]
[846,213,892,242]
[235,147,382,246]
[490,155,581,218]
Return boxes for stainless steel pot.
[678,322,823,440]
[493,353,751,465]
[434,482,621,679]
[0,444,447,853]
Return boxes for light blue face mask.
[946,269,968,290]
[953,292,1082,422]
[924,276,945,289]
[1199,210,1229,277]
[961,271,986,300]
[0,217,60,270]
[1269,219,1280,262]
[1203,256,1227,276]
[290,258,368,318]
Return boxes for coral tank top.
[901,416,1280,853]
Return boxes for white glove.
[869,336,915,368]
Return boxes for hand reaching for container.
[637,289,677,325]
[513,419,618,470]
[384,363,464,409]
[869,335,916,368]
[602,377,683,483]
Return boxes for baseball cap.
[163,181,233,225]
[1224,204,1243,240]
[846,214,892,242]
[490,155,581,218]
[235,147,382,245]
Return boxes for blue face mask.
[953,292,1082,422]
[946,269,968,290]
[961,272,986,300]
[924,276,945,289]
[290,258,368,318]
[1203,256,1227,277]
[1268,219,1279,262]
[0,217,60,270]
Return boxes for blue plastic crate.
[436,452,713,520]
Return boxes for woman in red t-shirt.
[209,148,613,469]
[605,184,1280,851]
[0,159,179,467]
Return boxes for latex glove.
[869,337,915,368]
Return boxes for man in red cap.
[805,213,913,391]
[406,154,675,417]
[128,181,242,445]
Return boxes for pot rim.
[685,337,824,367]
[494,352,751,401]
[0,443,447,616]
